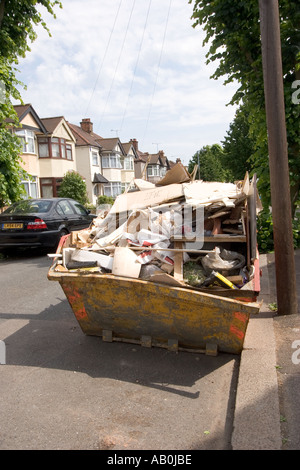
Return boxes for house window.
[40,177,63,198]
[92,152,99,166]
[38,139,50,158]
[51,137,60,158]
[103,182,122,198]
[66,144,72,160]
[37,137,73,160]
[160,167,167,177]
[93,184,100,196]
[147,165,160,177]
[101,154,122,168]
[21,176,38,198]
[121,183,129,193]
[124,156,133,170]
[15,129,35,154]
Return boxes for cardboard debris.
[112,247,141,278]
[148,273,186,287]
[51,172,261,294]
[156,162,191,186]
[65,247,113,270]
[134,179,156,191]
[183,181,244,207]
[109,183,184,214]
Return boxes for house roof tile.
[98,138,125,154]
[12,104,48,134]
[41,116,65,134]
[93,173,109,183]
[67,122,103,148]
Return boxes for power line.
[119,0,152,134]
[142,0,173,142]
[97,0,137,132]
[84,0,123,117]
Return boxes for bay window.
[147,165,160,177]
[101,154,122,168]
[21,176,38,198]
[92,152,99,166]
[37,137,73,160]
[15,129,35,154]
[124,156,133,170]
[103,182,122,198]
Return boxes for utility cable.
[84,0,123,117]
[142,0,173,142]
[119,0,152,134]
[97,0,136,133]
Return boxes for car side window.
[56,200,75,216]
[70,201,88,215]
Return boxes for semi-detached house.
[12,104,77,199]
[68,119,137,203]
[68,118,109,206]
[12,104,173,205]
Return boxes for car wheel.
[59,229,69,238]
[55,229,69,249]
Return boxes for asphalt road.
[0,250,240,451]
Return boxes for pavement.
[232,250,300,450]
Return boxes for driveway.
[0,251,239,450]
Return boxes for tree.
[188,144,230,182]
[58,171,89,206]
[189,0,300,215]
[221,103,255,182]
[0,0,62,208]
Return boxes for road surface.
[0,250,239,450]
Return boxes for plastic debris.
[50,171,260,294]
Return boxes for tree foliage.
[0,0,62,208]
[189,0,300,249]
[189,0,300,205]
[188,105,255,185]
[221,104,255,182]
[188,144,230,182]
[58,171,89,206]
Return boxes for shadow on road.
[0,296,239,400]
[0,250,240,450]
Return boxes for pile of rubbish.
[52,163,261,293]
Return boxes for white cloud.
[16,0,239,165]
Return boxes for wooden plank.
[249,174,258,261]
[171,235,247,243]
[110,183,184,214]
[173,241,184,281]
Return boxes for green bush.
[97,195,114,205]
[257,207,300,253]
[257,209,274,253]
[85,203,96,213]
[58,171,89,205]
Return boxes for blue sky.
[16,0,239,165]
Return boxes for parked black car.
[0,198,96,252]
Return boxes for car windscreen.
[3,200,53,214]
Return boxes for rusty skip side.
[48,266,260,355]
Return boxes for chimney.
[130,138,138,151]
[176,158,182,163]
[80,118,93,134]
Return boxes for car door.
[55,199,78,232]
[69,200,95,230]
